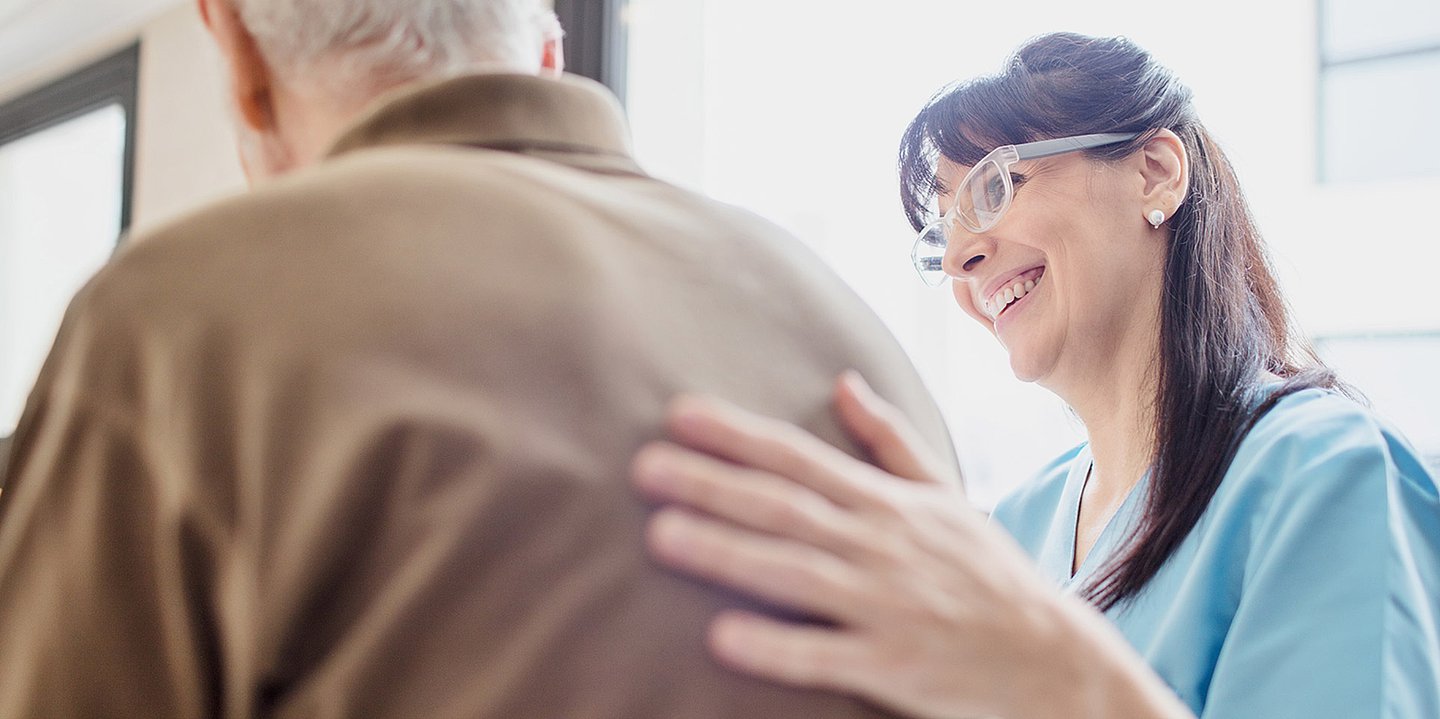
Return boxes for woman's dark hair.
[899,33,1343,612]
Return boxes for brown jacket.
[0,74,957,718]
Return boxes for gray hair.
[233,0,558,104]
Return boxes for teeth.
[985,273,1042,320]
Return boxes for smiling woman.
[634,32,1440,719]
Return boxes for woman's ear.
[1137,128,1188,219]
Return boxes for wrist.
[1008,595,1192,719]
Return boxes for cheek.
[950,282,995,333]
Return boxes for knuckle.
[867,487,911,522]
[678,471,736,514]
[781,491,833,529]
[771,547,838,594]
[796,648,841,685]
[870,528,911,562]
[749,486,807,529]
[772,434,822,476]
[874,411,907,441]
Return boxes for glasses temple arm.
[1012,132,1140,160]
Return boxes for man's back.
[0,75,955,718]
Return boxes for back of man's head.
[200,0,561,180]
[234,0,556,104]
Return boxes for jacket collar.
[324,73,642,175]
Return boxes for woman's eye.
[984,175,1007,201]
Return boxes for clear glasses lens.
[910,152,1015,286]
[955,159,1009,233]
[912,221,949,286]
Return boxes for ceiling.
[0,0,41,25]
[0,0,180,93]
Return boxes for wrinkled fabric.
[0,74,952,719]
[994,389,1440,718]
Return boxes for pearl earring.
[1147,209,1165,229]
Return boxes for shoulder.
[90,148,592,319]
[1218,386,1437,547]
[990,443,1085,535]
[1244,387,1388,452]
[1193,389,1440,717]
[1229,387,1430,491]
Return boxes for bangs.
[896,75,1046,232]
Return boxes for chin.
[1009,363,1045,384]
[1003,345,1055,384]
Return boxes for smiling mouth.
[983,267,1045,321]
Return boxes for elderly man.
[0,1,957,716]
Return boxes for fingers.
[646,508,873,625]
[664,395,885,510]
[835,371,956,489]
[632,442,875,559]
[707,610,871,693]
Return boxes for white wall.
[0,0,175,101]
[132,2,247,232]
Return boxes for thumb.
[834,371,958,490]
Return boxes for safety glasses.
[911,132,1138,286]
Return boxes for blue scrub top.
[992,388,1440,718]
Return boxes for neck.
[1046,307,1163,496]
[277,87,371,169]
[1072,368,1157,495]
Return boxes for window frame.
[1315,1,1440,182]
[0,43,139,486]
[554,0,629,103]
[0,44,139,232]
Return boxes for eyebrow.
[931,176,952,199]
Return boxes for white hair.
[233,0,558,104]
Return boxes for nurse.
[629,32,1440,718]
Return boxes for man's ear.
[540,14,565,77]
[198,0,277,133]
[1137,128,1189,216]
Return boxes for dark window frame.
[0,44,140,233]
[0,43,139,484]
[554,0,629,103]
[1315,2,1440,182]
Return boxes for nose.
[941,225,994,281]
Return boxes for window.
[1318,0,1440,182]
[554,0,629,102]
[1316,333,1440,473]
[0,45,137,473]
